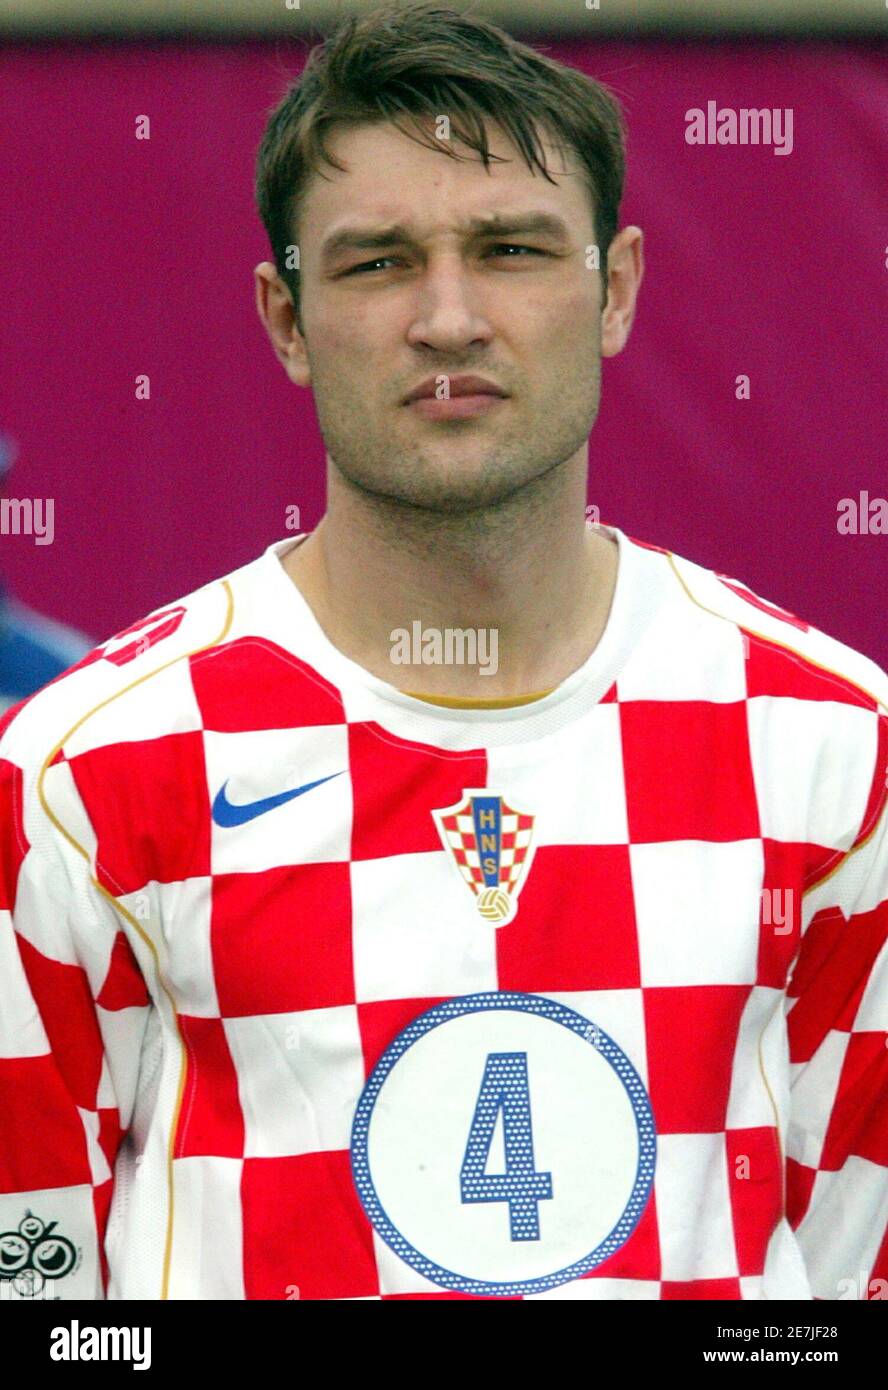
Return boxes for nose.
[405,259,493,355]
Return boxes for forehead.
[298,118,594,239]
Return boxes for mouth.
[406,394,508,421]
[402,374,510,421]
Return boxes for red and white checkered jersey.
[1,524,886,1301]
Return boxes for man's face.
[279,119,614,514]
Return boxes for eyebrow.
[320,212,572,264]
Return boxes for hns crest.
[432,790,536,925]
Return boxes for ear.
[254,261,311,387]
[600,226,644,359]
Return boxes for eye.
[486,243,546,258]
[341,246,550,275]
[342,257,401,276]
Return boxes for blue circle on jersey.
[350,991,656,1297]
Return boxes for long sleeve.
[784,752,888,1301]
[0,730,152,1300]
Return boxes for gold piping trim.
[35,579,235,1300]
[402,688,556,709]
[668,550,888,1254]
[666,552,886,711]
[665,551,887,897]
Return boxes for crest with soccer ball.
[432,790,536,926]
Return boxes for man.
[0,2,884,1302]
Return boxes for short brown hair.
[256,1,627,318]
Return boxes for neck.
[281,450,618,699]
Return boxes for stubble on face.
[299,121,604,521]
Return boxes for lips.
[403,375,508,405]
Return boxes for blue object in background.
[0,431,94,713]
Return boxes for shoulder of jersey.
[658,538,888,714]
[0,550,252,775]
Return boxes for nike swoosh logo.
[212,772,344,827]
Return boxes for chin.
[377,467,541,515]
[331,433,566,515]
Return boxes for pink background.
[1,39,886,667]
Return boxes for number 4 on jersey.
[460,1051,553,1241]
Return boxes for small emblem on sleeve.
[0,1211,79,1298]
